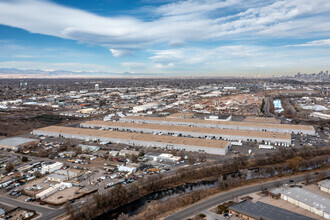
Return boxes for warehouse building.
[81,121,291,146]
[41,162,63,174]
[145,152,181,162]
[0,137,39,151]
[47,170,77,182]
[120,116,315,135]
[118,163,139,173]
[318,180,330,194]
[229,200,313,220]
[271,187,330,219]
[32,126,231,155]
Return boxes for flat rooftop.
[34,126,230,149]
[229,200,313,220]
[319,179,330,190]
[123,116,315,131]
[279,187,330,213]
[82,121,291,140]
[243,117,281,124]
[0,137,38,147]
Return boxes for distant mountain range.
[0,68,152,78]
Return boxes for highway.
[164,170,330,220]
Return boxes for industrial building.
[120,116,315,135]
[271,187,330,219]
[118,163,139,173]
[229,200,313,220]
[0,137,39,151]
[47,170,77,182]
[81,121,291,146]
[318,179,330,194]
[145,152,181,162]
[41,162,63,174]
[32,126,231,155]
[132,102,164,113]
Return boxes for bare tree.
[304,173,311,184]
[317,171,326,181]
[5,162,14,173]
[274,181,282,188]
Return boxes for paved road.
[0,195,87,219]
[0,195,60,219]
[164,171,330,220]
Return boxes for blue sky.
[0,0,330,77]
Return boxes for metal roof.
[319,179,330,190]
[34,126,231,149]
[0,137,38,147]
[82,120,291,140]
[229,200,314,220]
[280,187,330,213]
[123,116,315,131]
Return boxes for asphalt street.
[0,195,62,219]
[164,170,330,220]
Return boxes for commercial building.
[81,121,291,146]
[119,149,139,156]
[118,163,139,173]
[32,126,231,155]
[132,102,164,113]
[229,200,313,220]
[78,144,100,152]
[120,116,315,135]
[0,137,39,151]
[145,152,181,162]
[271,187,330,219]
[41,162,63,174]
[310,112,330,120]
[47,170,77,182]
[318,180,330,194]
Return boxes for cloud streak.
[0,0,330,58]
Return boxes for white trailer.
[258,145,276,150]
[231,141,242,146]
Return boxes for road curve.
[164,171,330,220]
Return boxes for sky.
[0,0,330,77]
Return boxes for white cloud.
[121,62,147,69]
[109,49,132,57]
[0,0,330,58]
[0,61,115,72]
[285,39,330,47]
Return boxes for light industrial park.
[1,0,330,219]
[0,77,329,220]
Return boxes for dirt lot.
[0,108,79,137]
[43,186,91,204]
[196,92,264,116]
[23,176,59,197]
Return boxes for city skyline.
[1,0,330,77]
